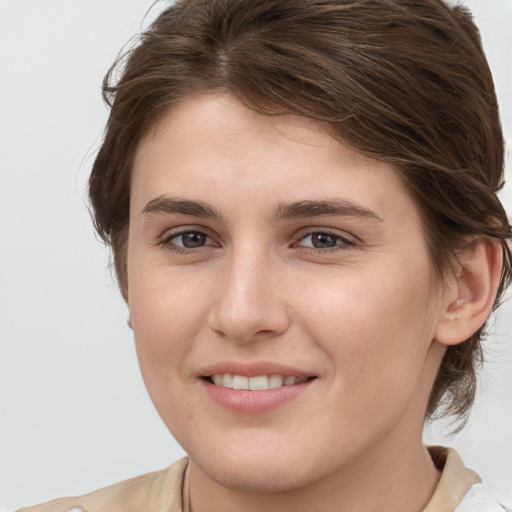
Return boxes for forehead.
[130,93,430,245]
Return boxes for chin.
[181,426,349,494]
[196,453,321,493]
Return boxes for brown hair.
[89,0,512,425]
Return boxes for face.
[128,93,448,493]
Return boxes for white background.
[0,1,510,509]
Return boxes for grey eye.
[309,233,339,248]
[299,232,342,249]
[178,231,208,248]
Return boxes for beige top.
[17,447,483,512]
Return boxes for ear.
[434,237,503,346]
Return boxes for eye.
[160,229,216,252]
[296,231,354,250]
[174,231,209,248]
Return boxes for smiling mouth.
[206,374,315,390]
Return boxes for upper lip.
[198,360,313,378]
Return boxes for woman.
[18,0,511,510]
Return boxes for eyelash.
[158,227,357,256]
[294,230,356,252]
[157,229,217,254]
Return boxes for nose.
[207,248,291,344]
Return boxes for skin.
[126,93,479,512]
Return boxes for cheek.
[299,265,438,401]
[129,272,209,435]
[128,265,211,381]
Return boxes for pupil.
[312,233,337,248]
[183,232,206,248]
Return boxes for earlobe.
[434,237,502,346]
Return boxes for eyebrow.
[274,199,383,222]
[142,196,222,220]
[142,196,382,223]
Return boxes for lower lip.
[201,379,313,414]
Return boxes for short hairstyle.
[89,0,512,425]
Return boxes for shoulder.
[455,483,509,512]
[16,458,188,512]
[425,447,510,512]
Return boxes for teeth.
[222,374,233,388]
[232,375,249,390]
[210,374,309,390]
[268,375,284,389]
[249,375,268,390]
